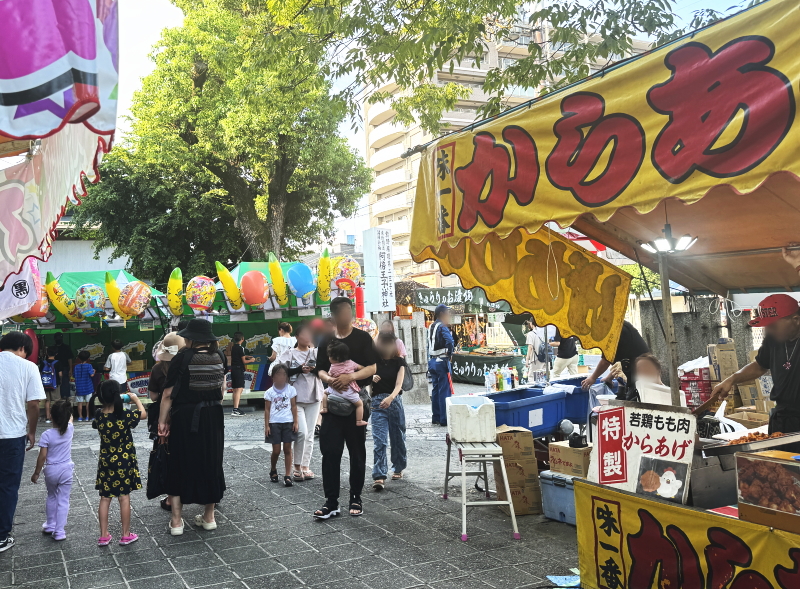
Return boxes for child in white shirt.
[264,363,298,487]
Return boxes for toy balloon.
[317,248,332,302]
[185,276,216,311]
[75,284,107,317]
[335,278,356,293]
[167,267,184,317]
[216,261,243,310]
[105,272,132,320]
[268,253,289,307]
[286,263,316,299]
[45,272,83,322]
[21,266,49,319]
[240,271,269,306]
[333,255,362,285]
[119,281,152,316]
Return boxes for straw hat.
[157,333,185,361]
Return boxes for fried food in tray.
[727,431,784,446]
[738,457,800,513]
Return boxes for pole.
[658,253,682,406]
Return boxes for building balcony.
[378,218,411,237]
[372,168,409,195]
[370,143,405,172]
[372,190,413,216]
[367,100,396,126]
[369,120,410,150]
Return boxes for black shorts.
[231,366,245,389]
[265,422,297,444]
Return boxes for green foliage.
[620,264,661,297]
[72,149,241,280]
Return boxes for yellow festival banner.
[410,0,800,354]
[575,480,800,589]
[426,228,630,359]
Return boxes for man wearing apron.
[428,304,455,426]
[713,294,800,436]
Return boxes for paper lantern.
[240,271,269,306]
[74,284,107,318]
[185,276,216,311]
[286,263,316,299]
[118,281,152,316]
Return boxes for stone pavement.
[1,398,579,589]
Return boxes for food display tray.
[702,432,800,456]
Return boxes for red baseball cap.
[749,294,800,327]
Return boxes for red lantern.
[240,271,268,306]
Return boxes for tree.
[72,149,243,280]
[119,2,371,260]
[619,264,661,297]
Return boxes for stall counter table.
[450,352,524,384]
[575,479,800,589]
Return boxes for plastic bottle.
[484,367,494,394]
[503,366,512,390]
[512,367,519,388]
[495,365,503,391]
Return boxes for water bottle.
[484,368,494,394]
[504,366,513,389]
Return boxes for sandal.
[302,470,315,479]
[293,470,304,482]
[160,498,171,511]
[391,472,404,480]
[270,470,279,483]
[283,475,294,487]
[372,480,385,492]
[313,503,341,520]
[97,535,112,546]
[314,424,320,437]
[349,497,364,517]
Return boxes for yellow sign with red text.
[575,480,800,589]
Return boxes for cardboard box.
[548,441,593,478]
[497,484,542,516]
[494,458,540,490]
[128,360,147,372]
[737,384,760,406]
[496,425,535,460]
[726,411,770,430]
[709,342,739,381]
[755,399,776,413]
[737,451,800,534]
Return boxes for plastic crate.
[485,388,566,437]
[563,387,591,424]
[540,470,577,525]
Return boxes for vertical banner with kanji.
[363,227,396,312]
[590,405,696,504]
[576,480,800,589]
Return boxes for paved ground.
[0,386,579,589]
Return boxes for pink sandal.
[98,535,112,546]
[119,533,139,545]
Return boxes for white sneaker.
[194,514,217,530]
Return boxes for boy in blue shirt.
[72,351,95,421]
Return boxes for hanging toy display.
[45,272,84,322]
[167,267,184,317]
[105,272,132,320]
[268,253,289,307]
[352,317,377,336]
[118,281,152,316]
[21,261,48,319]
[333,255,361,286]
[215,261,243,310]
[240,270,269,306]
[316,248,332,302]
[286,263,316,300]
[184,276,216,311]
[74,284,107,318]
[335,277,356,293]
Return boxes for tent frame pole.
[658,253,682,406]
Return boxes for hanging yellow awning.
[411,0,800,357]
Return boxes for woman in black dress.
[158,319,226,535]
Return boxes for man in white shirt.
[104,339,132,389]
[0,331,46,552]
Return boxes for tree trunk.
[265,134,299,259]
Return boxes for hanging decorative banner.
[412,0,800,253]
[424,228,630,359]
[575,480,800,589]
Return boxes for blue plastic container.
[539,470,577,525]
[485,388,565,437]
[562,387,591,424]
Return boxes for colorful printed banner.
[412,0,800,253]
[422,228,630,359]
[575,480,800,589]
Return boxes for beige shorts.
[45,389,61,403]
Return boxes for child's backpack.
[41,359,57,389]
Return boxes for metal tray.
[702,432,800,456]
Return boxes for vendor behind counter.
[715,294,800,440]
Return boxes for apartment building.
[362,26,650,283]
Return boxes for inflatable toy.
[21,265,48,319]
[24,329,38,363]
[286,263,316,299]
[268,253,289,307]
[216,261,243,310]
[75,284,107,317]
[333,255,361,285]
[335,277,356,293]
[185,276,216,311]
[316,248,332,302]
[240,270,269,306]
[105,272,133,320]
[167,267,184,317]
[119,281,152,316]
[45,272,83,322]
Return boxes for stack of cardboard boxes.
[548,441,592,478]
[494,426,542,516]
[744,350,776,414]
[707,340,741,413]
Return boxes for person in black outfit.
[313,297,377,519]
[53,333,74,399]
[714,294,800,439]
[230,332,255,417]
[581,321,650,390]
[370,333,407,491]
[551,329,579,376]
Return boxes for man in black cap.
[428,304,455,426]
